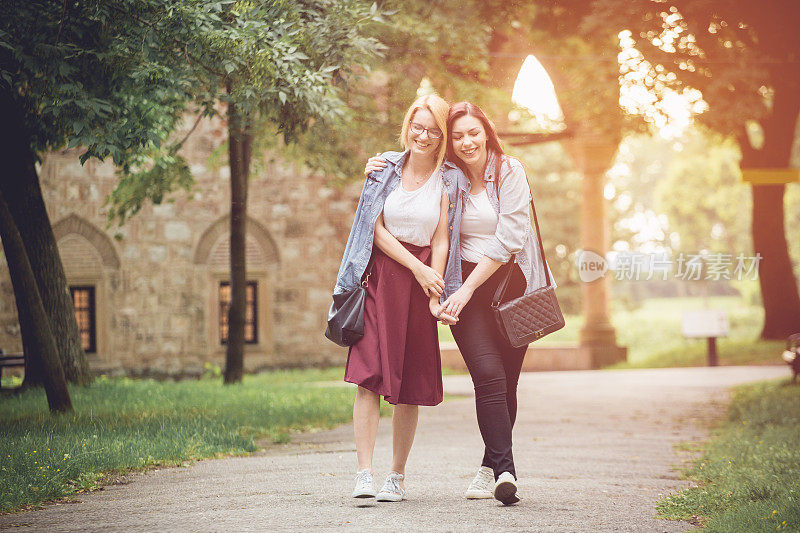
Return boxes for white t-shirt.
[382,168,444,247]
[460,188,498,263]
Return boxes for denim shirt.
[333,150,465,295]
[442,151,556,300]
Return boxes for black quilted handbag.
[490,196,564,348]
[325,258,374,347]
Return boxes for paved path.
[0,366,789,532]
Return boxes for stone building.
[0,117,359,376]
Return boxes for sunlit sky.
[511,55,564,124]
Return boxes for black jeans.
[450,260,528,480]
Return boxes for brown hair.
[446,101,505,181]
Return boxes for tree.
[0,192,71,412]
[0,0,198,389]
[468,0,800,338]
[0,81,90,385]
[101,1,384,383]
[589,0,800,338]
[2,0,383,390]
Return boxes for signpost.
[681,310,730,366]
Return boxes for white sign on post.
[681,310,730,338]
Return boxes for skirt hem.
[344,376,443,407]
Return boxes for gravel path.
[0,365,789,532]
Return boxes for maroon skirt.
[344,242,443,406]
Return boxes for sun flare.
[512,55,564,124]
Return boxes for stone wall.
[0,115,360,375]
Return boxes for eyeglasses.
[409,122,443,139]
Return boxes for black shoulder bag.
[490,194,565,348]
[324,256,375,347]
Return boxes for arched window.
[53,214,121,357]
[194,215,279,353]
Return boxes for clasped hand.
[429,299,458,325]
[439,285,474,319]
[413,264,445,299]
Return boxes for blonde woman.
[333,94,463,501]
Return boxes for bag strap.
[361,253,376,287]
[490,191,552,308]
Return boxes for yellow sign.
[741,168,800,185]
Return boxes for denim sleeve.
[483,160,532,263]
[333,177,371,294]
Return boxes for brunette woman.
[333,94,461,502]
[365,101,554,505]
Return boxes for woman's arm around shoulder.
[363,150,402,178]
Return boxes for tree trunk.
[0,192,72,412]
[223,95,253,384]
[738,82,800,340]
[0,88,90,384]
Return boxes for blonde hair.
[399,93,450,170]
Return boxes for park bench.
[781,333,800,384]
[681,309,729,366]
[0,349,25,388]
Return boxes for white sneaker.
[493,471,520,505]
[352,469,376,498]
[465,466,494,499]
[376,471,406,502]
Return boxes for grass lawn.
[440,296,784,368]
[657,380,800,531]
[0,367,379,513]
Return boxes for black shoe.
[493,472,520,505]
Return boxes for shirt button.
[444,181,450,186]
[449,225,453,230]
[449,203,454,208]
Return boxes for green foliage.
[1,373,23,389]
[0,368,359,512]
[106,146,194,225]
[1,0,385,224]
[184,0,386,133]
[201,361,223,379]
[283,0,521,181]
[654,130,750,254]
[608,133,681,251]
[657,380,800,531]
[607,128,759,259]
[0,0,195,166]
[106,0,386,224]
